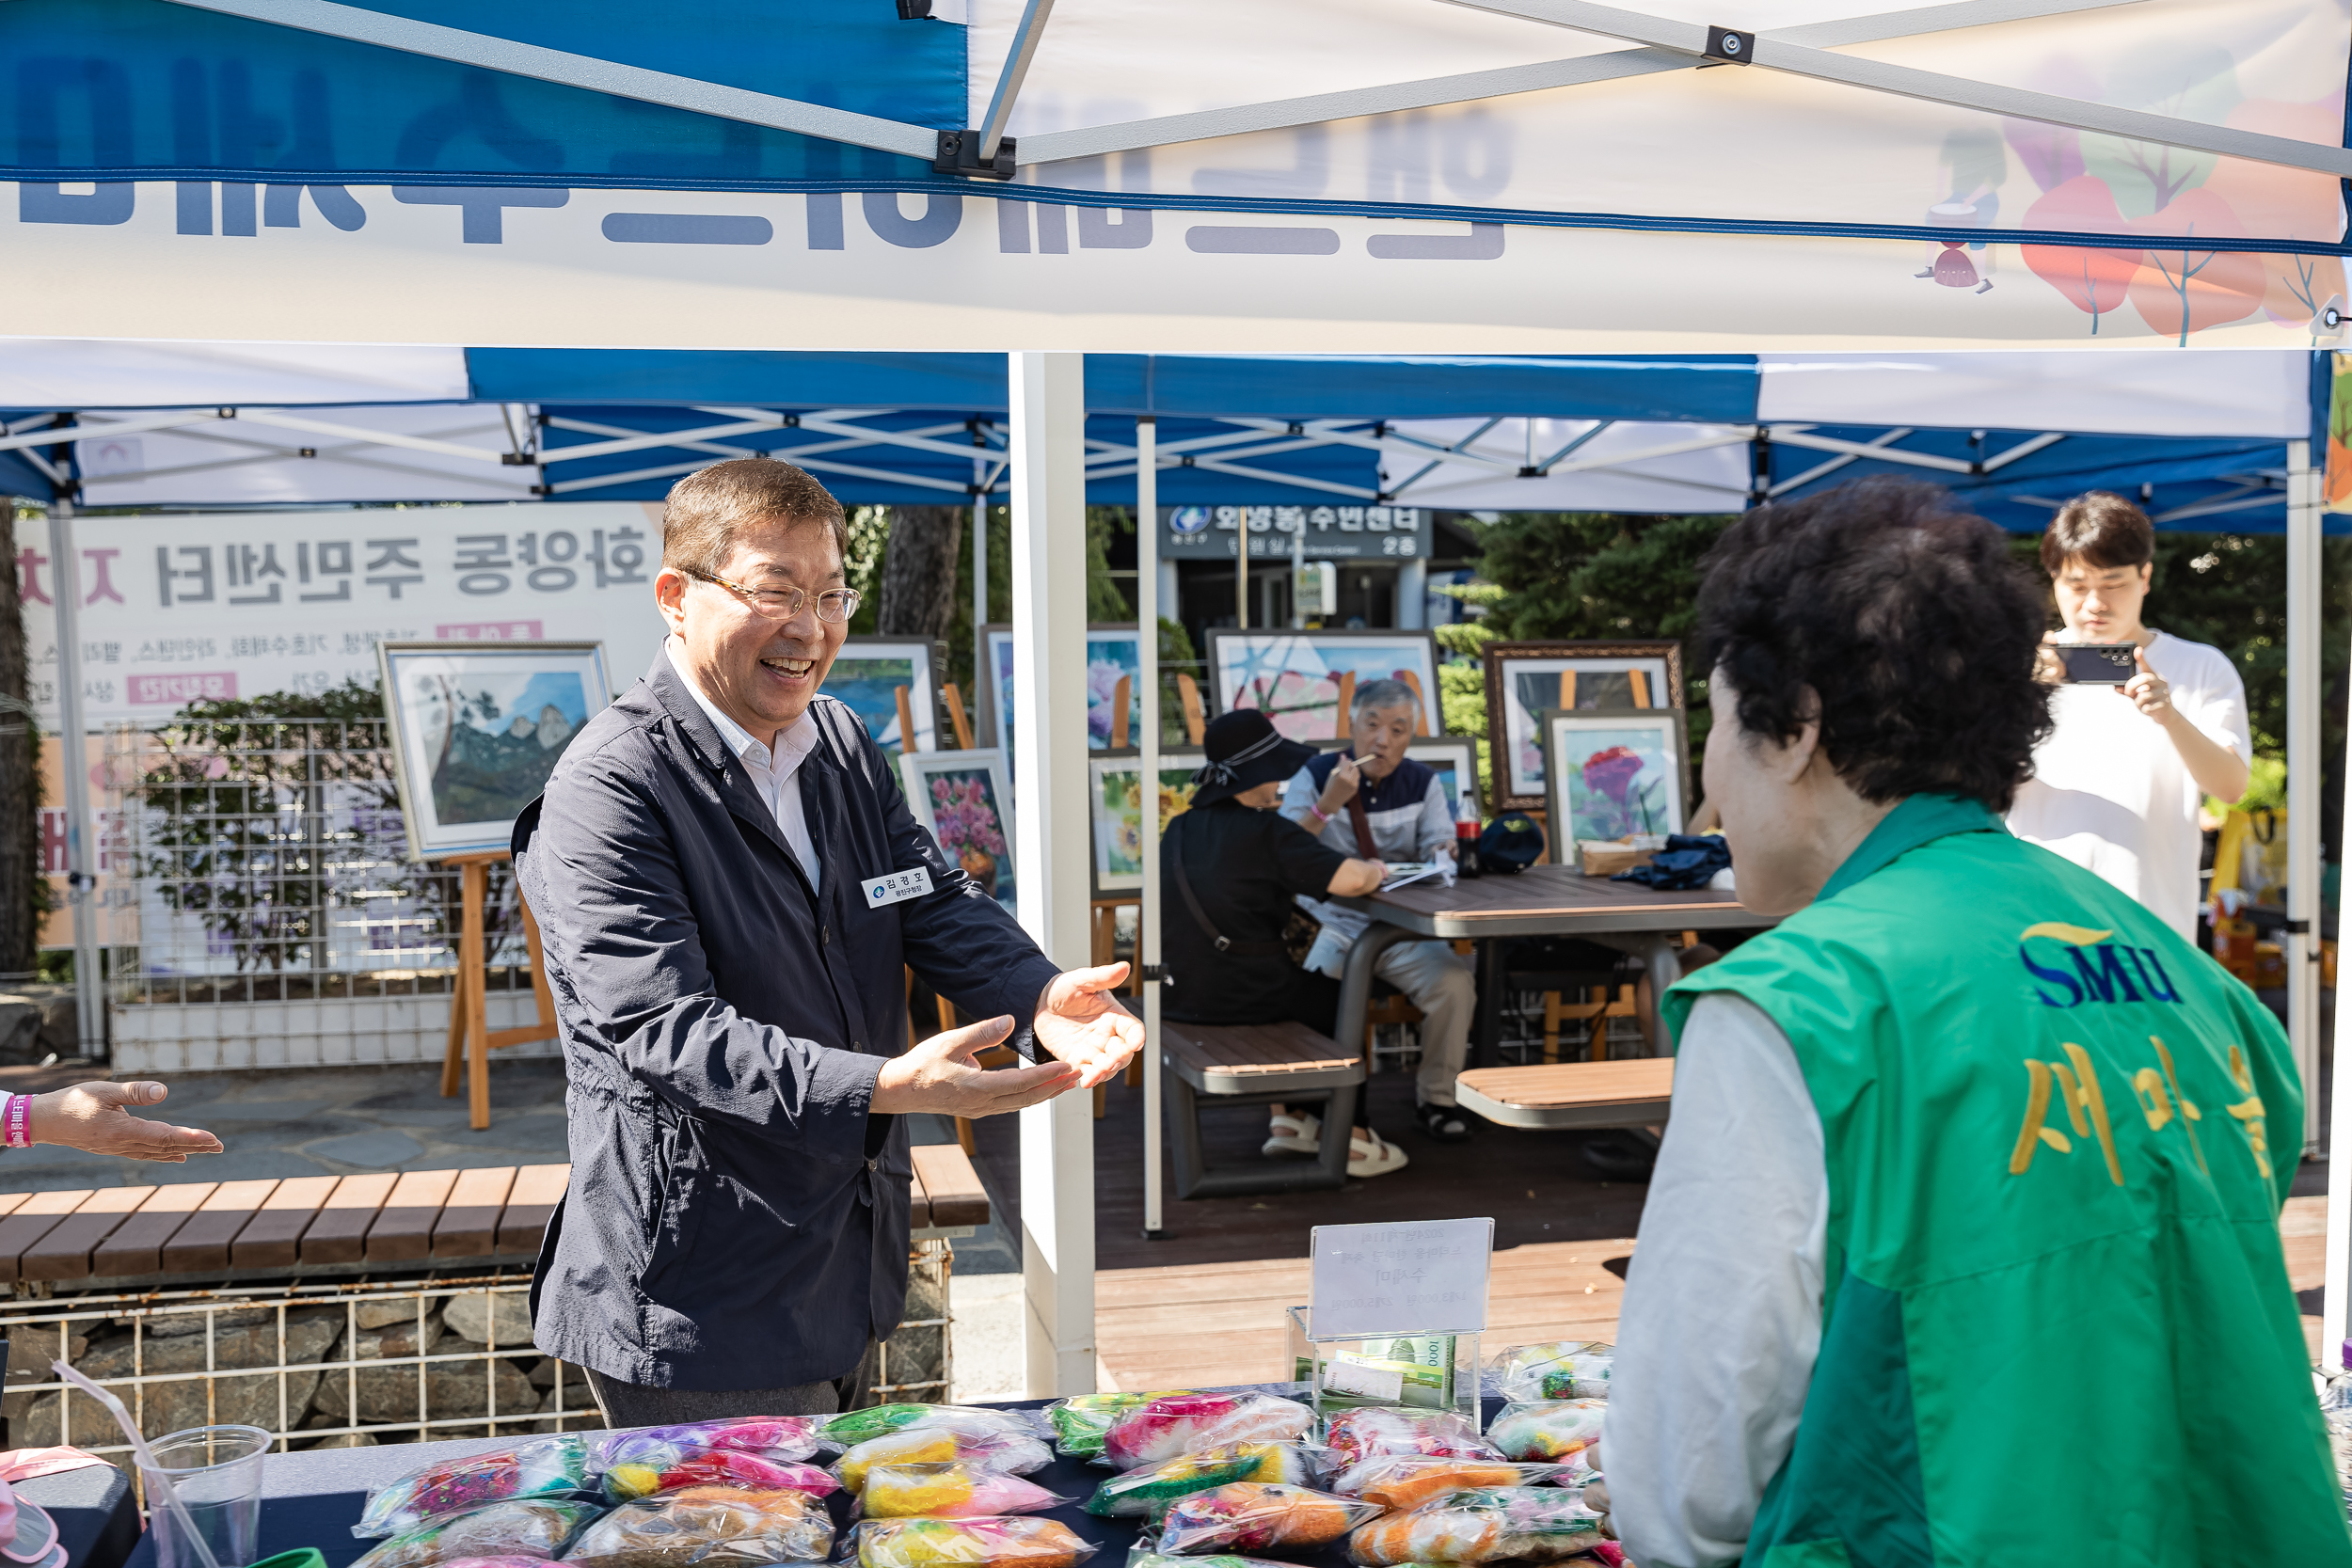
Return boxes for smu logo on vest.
[2018,922,2182,1007]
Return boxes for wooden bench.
[1162,1020,1364,1198]
[0,1148,993,1285]
[1454,1058,1676,1131]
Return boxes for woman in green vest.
[1604,477,2347,1567]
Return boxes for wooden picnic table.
[1333,865,1770,1071]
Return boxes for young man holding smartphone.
[2006,492,2251,939]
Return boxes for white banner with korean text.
[15,503,670,730]
[0,182,2331,352]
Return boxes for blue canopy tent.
[8,0,2352,1402]
[5,345,2338,1387]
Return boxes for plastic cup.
[145,1425,271,1568]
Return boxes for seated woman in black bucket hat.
[1160,709,1409,1178]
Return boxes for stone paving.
[0,1060,575,1193]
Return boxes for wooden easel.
[438,850,560,1131]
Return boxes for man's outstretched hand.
[30,1082,223,1163]
[1032,963,1146,1088]
[872,1015,1081,1117]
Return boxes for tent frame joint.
[934,130,1019,180]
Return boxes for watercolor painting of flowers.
[1544,712,1686,844]
[1089,754,1205,892]
[899,750,1019,916]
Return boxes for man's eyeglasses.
[685,567,862,624]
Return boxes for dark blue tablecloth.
[22,1461,139,1568]
[118,1394,1506,1568]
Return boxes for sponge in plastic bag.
[852,1516,1097,1568]
[834,1430,1054,1493]
[860,1464,1067,1519]
[601,1450,837,1506]
[1486,1341,1613,1403]
[561,1484,831,1568]
[1128,1554,1295,1568]
[1320,1409,1500,1472]
[1083,1444,1323,1517]
[1485,1402,1606,1465]
[1328,1457,1567,1511]
[823,1405,1053,1448]
[1345,1486,1609,1565]
[352,1500,603,1568]
[1151,1482,1381,1554]
[1048,1394,1193,1459]
[358,1436,594,1537]
[1101,1395,1313,1471]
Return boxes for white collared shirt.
[664,638,823,888]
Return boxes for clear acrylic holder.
[1286,1306,1482,1433]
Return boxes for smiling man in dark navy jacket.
[515,457,1143,1424]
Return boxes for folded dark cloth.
[1612,833,1732,891]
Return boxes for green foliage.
[1438,661,1491,820]
[1087,507,1135,623]
[842,505,891,638]
[1464,511,1737,753]
[136,680,418,974]
[2217,754,2287,816]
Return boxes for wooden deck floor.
[969,1063,2338,1389]
[972,1066,1654,1390]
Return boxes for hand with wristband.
[0,1081,221,1162]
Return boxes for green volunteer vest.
[1663,795,2349,1568]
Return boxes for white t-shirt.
[2006,630,2249,939]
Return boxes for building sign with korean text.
[1161,504,1431,562]
[15,503,669,730]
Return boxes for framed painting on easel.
[1483,641,1682,812]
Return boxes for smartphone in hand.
[2057,642,2137,685]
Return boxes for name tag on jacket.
[865,867,935,910]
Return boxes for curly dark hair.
[1695,477,2052,811]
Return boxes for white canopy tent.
[7,339,2343,1390]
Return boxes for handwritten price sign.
[1309,1217,1493,1339]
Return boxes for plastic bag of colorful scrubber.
[1046,1394,1194,1460]
[563,1485,834,1568]
[1147,1482,1381,1555]
[1319,1408,1500,1474]
[833,1428,1055,1494]
[356,1436,595,1537]
[857,1463,1071,1520]
[1100,1395,1314,1471]
[1484,1402,1605,1468]
[350,1499,604,1568]
[850,1516,1097,1568]
[1083,1443,1327,1517]
[1485,1340,1613,1403]
[821,1405,1054,1449]
[1344,1485,1610,1565]
[595,1418,835,1505]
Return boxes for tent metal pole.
[973,465,988,717]
[46,498,102,1059]
[2328,467,2352,1369]
[1017,0,2145,165]
[2288,437,2323,1155]
[1009,351,1097,1397]
[1290,513,1306,629]
[976,0,1058,163]
[1440,0,2352,178]
[1137,419,1165,1239]
[1236,518,1248,630]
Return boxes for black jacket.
[514,654,1060,1389]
